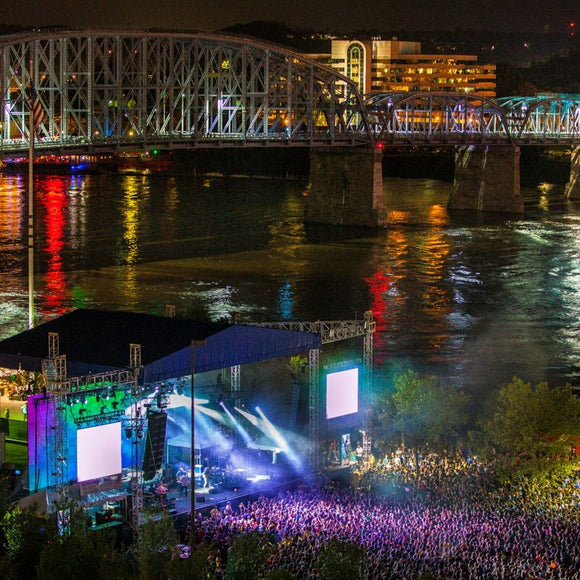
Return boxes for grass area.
[3,441,28,471]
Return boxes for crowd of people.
[188,451,580,579]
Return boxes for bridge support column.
[565,147,580,200]
[449,145,523,214]
[305,148,386,227]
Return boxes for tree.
[314,539,364,580]
[495,62,538,97]
[478,377,580,459]
[287,355,307,380]
[376,370,469,458]
[37,526,131,580]
[133,509,179,579]
[36,499,132,580]
[223,531,276,580]
[165,543,217,580]
[0,506,58,579]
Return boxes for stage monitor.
[77,422,122,482]
[325,367,359,420]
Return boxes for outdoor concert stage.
[157,462,310,521]
[0,308,370,524]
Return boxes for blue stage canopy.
[0,309,321,382]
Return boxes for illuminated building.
[310,38,496,98]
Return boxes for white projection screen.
[77,422,122,482]
[326,368,359,419]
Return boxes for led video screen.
[326,368,359,419]
[77,422,122,482]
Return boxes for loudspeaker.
[143,411,168,481]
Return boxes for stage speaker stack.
[143,410,168,481]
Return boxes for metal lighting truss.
[252,311,376,468]
[0,29,370,153]
[42,334,144,528]
[41,332,69,533]
[230,364,240,409]
[128,343,143,528]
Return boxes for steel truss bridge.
[0,29,368,154]
[0,29,579,155]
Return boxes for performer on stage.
[202,466,210,489]
[176,465,189,496]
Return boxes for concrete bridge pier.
[564,147,580,200]
[305,147,387,228]
[449,145,524,214]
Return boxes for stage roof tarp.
[0,309,321,383]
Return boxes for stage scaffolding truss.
[251,310,376,469]
[42,332,144,529]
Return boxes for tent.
[0,308,321,382]
[17,488,58,514]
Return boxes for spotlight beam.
[222,403,252,445]
[255,407,288,451]
[234,406,260,426]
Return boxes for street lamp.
[190,339,205,545]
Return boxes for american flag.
[30,83,45,129]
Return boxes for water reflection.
[0,175,27,336]
[0,171,578,394]
[40,176,67,316]
[117,175,148,307]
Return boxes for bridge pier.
[449,145,523,214]
[565,147,580,200]
[305,148,387,228]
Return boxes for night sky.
[0,0,577,34]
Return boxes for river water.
[0,168,579,401]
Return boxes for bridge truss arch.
[0,29,371,155]
[495,94,580,145]
[363,91,512,146]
